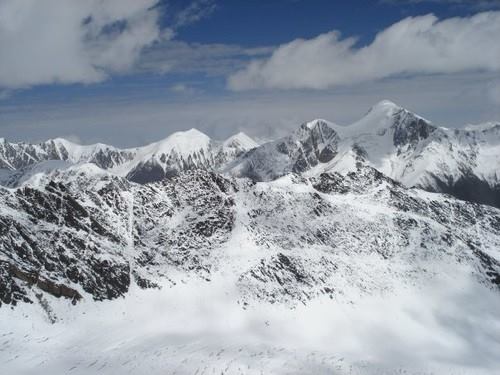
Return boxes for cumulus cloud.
[228,12,500,91]
[0,0,162,89]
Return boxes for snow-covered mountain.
[124,129,259,183]
[0,137,135,171]
[227,100,500,208]
[2,102,500,373]
[328,101,500,208]
[225,120,339,181]
[2,104,500,208]
[0,130,258,186]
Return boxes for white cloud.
[0,0,162,89]
[228,12,500,91]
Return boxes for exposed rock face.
[0,179,132,305]
[391,108,436,147]
[226,120,339,181]
[0,170,237,307]
[0,261,82,305]
[1,165,499,309]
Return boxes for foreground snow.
[1,272,500,375]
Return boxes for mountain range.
[1,100,499,207]
[1,100,500,374]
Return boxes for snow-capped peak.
[47,137,120,162]
[304,118,331,130]
[297,119,338,138]
[332,100,432,139]
[144,128,212,158]
[223,132,258,150]
[369,99,400,112]
[356,100,402,129]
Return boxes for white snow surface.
[1,270,499,374]
[134,128,211,159]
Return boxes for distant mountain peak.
[302,118,333,130]
[223,132,258,150]
[147,128,211,158]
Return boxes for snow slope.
[1,166,500,373]
[2,273,500,375]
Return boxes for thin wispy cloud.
[383,0,500,10]
[172,0,216,29]
[136,40,273,76]
[228,12,500,91]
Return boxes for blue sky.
[1,0,500,146]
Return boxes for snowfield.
[2,273,500,374]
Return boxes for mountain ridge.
[1,100,500,208]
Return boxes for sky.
[0,0,500,147]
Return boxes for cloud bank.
[0,0,162,89]
[228,11,500,91]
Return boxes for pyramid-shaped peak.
[148,128,211,157]
[223,132,258,150]
[295,119,339,145]
[303,119,335,131]
[164,128,210,142]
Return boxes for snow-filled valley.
[1,101,500,374]
[3,274,500,375]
